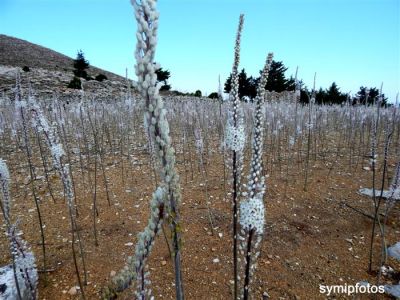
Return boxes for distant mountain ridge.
[0,34,132,100]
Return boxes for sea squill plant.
[368,90,382,273]
[14,73,47,276]
[225,14,245,299]
[238,53,273,300]
[0,158,38,300]
[27,97,87,298]
[104,0,184,299]
[194,124,215,234]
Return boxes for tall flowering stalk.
[104,0,184,298]
[0,158,38,300]
[28,97,87,299]
[194,124,215,234]
[0,159,11,223]
[133,0,184,297]
[368,91,381,272]
[225,14,245,299]
[14,73,47,276]
[239,53,273,300]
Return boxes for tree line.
[68,51,388,105]
[223,61,388,106]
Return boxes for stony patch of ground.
[1,136,399,300]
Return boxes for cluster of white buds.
[14,99,27,110]
[389,163,400,199]
[240,53,273,224]
[386,162,400,214]
[194,126,204,155]
[370,154,378,166]
[0,158,38,300]
[225,123,245,152]
[289,136,295,146]
[306,121,314,130]
[238,53,273,300]
[132,0,180,201]
[28,96,76,219]
[134,187,165,299]
[10,226,38,300]
[225,14,245,155]
[239,195,265,234]
[296,125,302,135]
[132,0,159,97]
[105,1,184,299]
[0,158,10,222]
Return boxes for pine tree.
[354,86,387,106]
[264,61,292,92]
[73,50,89,79]
[155,67,171,91]
[325,82,346,104]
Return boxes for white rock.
[385,284,400,298]
[359,188,400,200]
[388,242,400,261]
[68,286,77,296]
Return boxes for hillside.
[0,34,132,100]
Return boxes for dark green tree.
[224,68,257,100]
[354,86,387,106]
[208,92,219,99]
[194,90,202,97]
[73,50,89,79]
[155,67,171,91]
[264,61,293,92]
[224,61,296,99]
[315,88,327,105]
[324,82,347,104]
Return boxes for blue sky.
[0,0,399,101]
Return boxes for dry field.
[0,95,399,299]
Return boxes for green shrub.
[194,90,202,97]
[67,77,82,89]
[208,92,218,99]
[160,84,171,91]
[95,74,108,82]
[73,69,88,79]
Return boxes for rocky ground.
[0,136,399,300]
[0,34,132,101]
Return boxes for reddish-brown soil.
[1,141,399,300]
